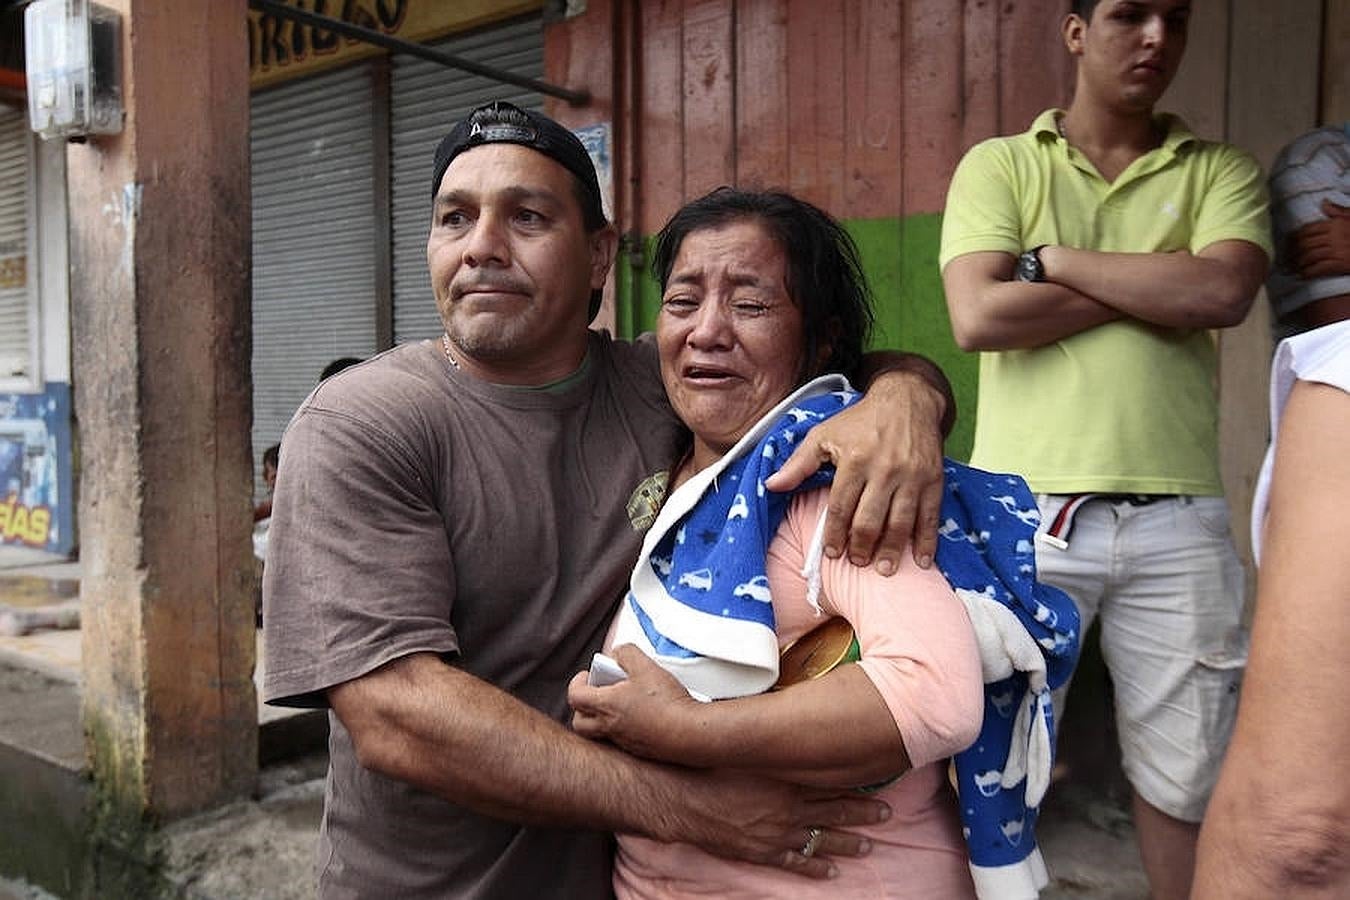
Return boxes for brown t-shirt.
[262,331,684,899]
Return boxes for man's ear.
[590,225,620,290]
[1063,13,1086,55]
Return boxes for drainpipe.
[617,0,644,338]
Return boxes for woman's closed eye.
[661,294,701,314]
[731,297,770,316]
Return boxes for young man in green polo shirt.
[938,2,1270,898]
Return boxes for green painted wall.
[613,212,977,461]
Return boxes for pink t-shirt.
[609,489,984,899]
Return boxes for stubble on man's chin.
[444,318,526,363]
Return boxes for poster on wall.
[0,383,74,555]
[574,122,614,222]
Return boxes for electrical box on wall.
[24,0,122,141]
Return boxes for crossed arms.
[942,239,1269,352]
[1279,199,1350,330]
[1285,199,1350,281]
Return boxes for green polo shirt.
[940,109,1272,495]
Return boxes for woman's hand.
[568,644,702,762]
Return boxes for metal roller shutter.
[250,63,377,477]
[0,106,34,383]
[389,16,544,343]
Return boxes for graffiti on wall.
[574,122,614,222]
[0,383,73,554]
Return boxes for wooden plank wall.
[547,1,1073,230]
[621,0,1073,232]
[1323,0,1350,124]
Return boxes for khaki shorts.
[1036,494,1247,822]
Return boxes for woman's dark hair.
[651,187,874,381]
[1072,0,1100,20]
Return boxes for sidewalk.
[0,547,80,684]
[0,547,74,572]
[0,548,315,735]
[145,753,1148,900]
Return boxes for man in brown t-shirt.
[263,101,954,899]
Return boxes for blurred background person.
[1265,123,1349,336]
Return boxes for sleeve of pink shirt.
[766,489,985,769]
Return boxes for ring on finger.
[799,826,825,859]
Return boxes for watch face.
[1016,249,1042,283]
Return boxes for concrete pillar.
[65,0,255,837]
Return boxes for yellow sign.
[248,0,543,89]
[0,494,51,548]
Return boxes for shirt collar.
[1155,113,1197,153]
[1031,108,1065,140]
[1031,108,1198,154]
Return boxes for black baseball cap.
[430,101,608,320]
[431,101,605,224]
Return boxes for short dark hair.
[320,357,363,381]
[1071,0,1100,20]
[262,444,280,470]
[651,188,874,382]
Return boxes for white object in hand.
[588,652,628,687]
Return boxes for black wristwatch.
[1015,245,1048,283]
